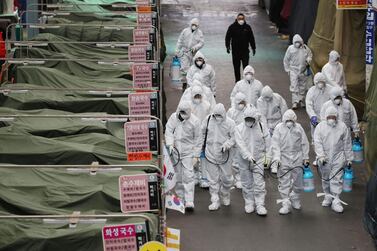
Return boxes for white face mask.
[264,96,272,102]
[214,115,223,122]
[180,112,189,120]
[193,98,201,104]
[294,42,301,48]
[237,103,245,110]
[238,20,245,25]
[286,121,294,128]
[334,98,342,105]
[191,25,198,31]
[195,61,203,67]
[327,119,336,127]
[245,121,254,128]
[245,74,253,81]
[317,82,325,89]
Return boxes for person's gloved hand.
[354,132,360,140]
[306,58,311,64]
[310,116,318,127]
[226,47,230,54]
[190,47,196,54]
[221,141,232,152]
[252,49,256,56]
[273,159,281,168]
[192,157,199,166]
[303,159,310,166]
[175,49,180,56]
[347,161,352,168]
[264,157,271,168]
[318,157,326,166]
[248,156,256,164]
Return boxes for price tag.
[124,120,158,153]
[102,222,149,251]
[132,63,159,89]
[128,92,159,118]
[119,174,159,213]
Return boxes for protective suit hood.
[191,85,203,99]
[325,106,338,118]
[243,65,255,77]
[213,103,226,120]
[282,109,297,122]
[330,86,343,100]
[235,92,247,104]
[190,18,199,26]
[243,106,260,121]
[193,51,206,62]
[292,34,303,45]
[261,85,273,98]
[314,72,327,86]
[177,101,192,116]
[329,50,340,63]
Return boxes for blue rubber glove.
[310,116,318,126]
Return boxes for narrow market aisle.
[161,1,374,250]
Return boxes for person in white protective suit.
[305,72,331,141]
[186,51,216,96]
[230,65,263,107]
[200,103,236,211]
[227,92,250,188]
[314,106,353,213]
[257,85,288,137]
[322,50,347,94]
[320,86,360,137]
[189,85,212,188]
[175,18,204,74]
[283,34,313,109]
[165,101,202,210]
[181,79,216,111]
[235,106,270,216]
[271,109,310,214]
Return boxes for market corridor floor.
[161,1,374,250]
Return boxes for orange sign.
[127,152,153,162]
[137,6,152,13]
[337,0,367,9]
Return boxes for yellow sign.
[140,241,167,251]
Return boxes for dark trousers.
[232,53,249,82]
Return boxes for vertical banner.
[366,0,375,88]
[337,0,367,9]
[166,228,181,251]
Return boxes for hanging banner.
[337,0,367,9]
[128,92,159,118]
[132,63,160,89]
[366,0,375,65]
[102,222,149,251]
[119,174,160,213]
[163,145,176,192]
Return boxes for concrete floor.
[161,2,374,250]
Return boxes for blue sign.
[367,0,375,64]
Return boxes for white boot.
[200,178,209,188]
[221,194,231,206]
[321,195,333,207]
[289,192,301,210]
[185,202,195,211]
[271,164,277,174]
[208,202,220,211]
[256,205,267,216]
[331,198,344,213]
[292,102,298,110]
[235,180,242,189]
[244,202,255,214]
[279,202,291,215]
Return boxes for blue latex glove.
[310,116,318,126]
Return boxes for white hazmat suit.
[165,101,202,209]
[176,18,204,74]
[186,51,216,95]
[235,106,270,216]
[322,50,347,93]
[201,104,236,211]
[314,106,353,213]
[320,86,360,134]
[283,34,313,108]
[271,109,310,214]
[181,79,216,110]
[230,65,263,107]
[305,72,331,140]
[257,85,288,135]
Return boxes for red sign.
[132,63,153,88]
[337,0,367,9]
[127,152,152,162]
[129,45,147,61]
[119,175,150,213]
[137,13,153,26]
[133,29,150,44]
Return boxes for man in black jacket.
[225,13,256,82]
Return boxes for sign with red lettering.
[127,152,153,162]
[132,63,159,88]
[337,0,367,9]
[133,29,151,44]
[137,13,153,26]
[124,120,158,153]
[136,0,151,6]
[129,45,148,61]
[119,174,159,213]
[102,223,149,251]
[128,92,159,118]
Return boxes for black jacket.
[225,20,256,55]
